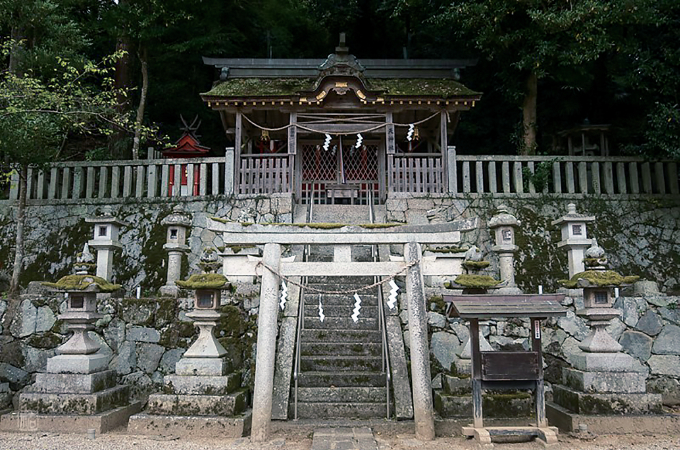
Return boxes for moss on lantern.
[176,273,228,289]
[463,260,491,269]
[452,274,502,289]
[42,275,121,292]
[559,270,640,289]
[426,246,469,254]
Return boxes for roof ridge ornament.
[318,32,365,78]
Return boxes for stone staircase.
[291,272,391,419]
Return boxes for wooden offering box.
[444,294,566,446]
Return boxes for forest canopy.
[0,0,678,160]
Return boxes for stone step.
[32,370,117,394]
[300,356,382,372]
[552,385,663,415]
[296,386,387,403]
[433,391,533,418]
[163,373,241,396]
[301,329,381,343]
[20,385,130,415]
[304,304,379,318]
[301,342,382,357]
[304,317,378,330]
[304,293,378,305]
[292,401,387,419]
[297,371,387,388]
[146,389,248,416]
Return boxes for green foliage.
[522,158,557,192]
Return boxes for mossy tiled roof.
[42,275,121,292]
[203,77,479,98]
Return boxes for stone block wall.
[385,194,680,293]
[0,194,293,294]
[0,282,260,407]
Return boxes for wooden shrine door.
[298,140,381,205]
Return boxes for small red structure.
[162,116,211,196]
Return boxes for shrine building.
[201,34,480,205]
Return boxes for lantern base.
[46,353,109,374]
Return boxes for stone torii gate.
[207,219,478,442]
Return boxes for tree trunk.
[4,164,27,334]
[521,71,538,155]
[131,47,148,161]
[9,25,24,75]
[110,36,132,159]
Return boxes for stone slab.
[442,375,471,395]
[146,390,247,416]
[563,368,647,394]
[32,370,117,394]
[175,357,228,376]
[570,352,646,373]
[163,373,240,395]
[311,427,378,450]
[434,391,533,418]
[46,353,110,374]
[19,385,130,415]
[552,385,663,415]
[386,315,413,420]
[546,401,680,434]
[0,401,142,434]
[126,410,251,438]
[272,316,297,420]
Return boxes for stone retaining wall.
[385,194,680,293]
[0,194,293,294]
[0,282,260,409]
[0,194,678,294]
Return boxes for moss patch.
[366,78,480,97]
[453,274,501,289]
[204,78,315,97]
[463,260,491,269]
[559,270,640,288]
[42,275,121,292]
[176,273,228,289]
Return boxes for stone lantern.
[86,206,126,282]
[176,247,228,361]
[549,240,662,420]
[129,248,249,435]
[551,203,595,279]
[45,244,115,369]
[489,204,521,294]
[9,245,140,434]
[159,205,192,297]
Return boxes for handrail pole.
[369,189,391,419]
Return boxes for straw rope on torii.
[255,259,418,295]
[241,110,448,136]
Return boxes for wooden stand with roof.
[444,294,567,447]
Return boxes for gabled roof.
[163,132,210,157]
[201,39,480,105]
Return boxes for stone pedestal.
[129,292,251,438]
[1,338,140,434]
[160,244,190,297]
[549,307,663,426]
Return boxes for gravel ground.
[1,430,680,450]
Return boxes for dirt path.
[1,430,680,450]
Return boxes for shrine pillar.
[251,243,282,443]
[404,242,435,441]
